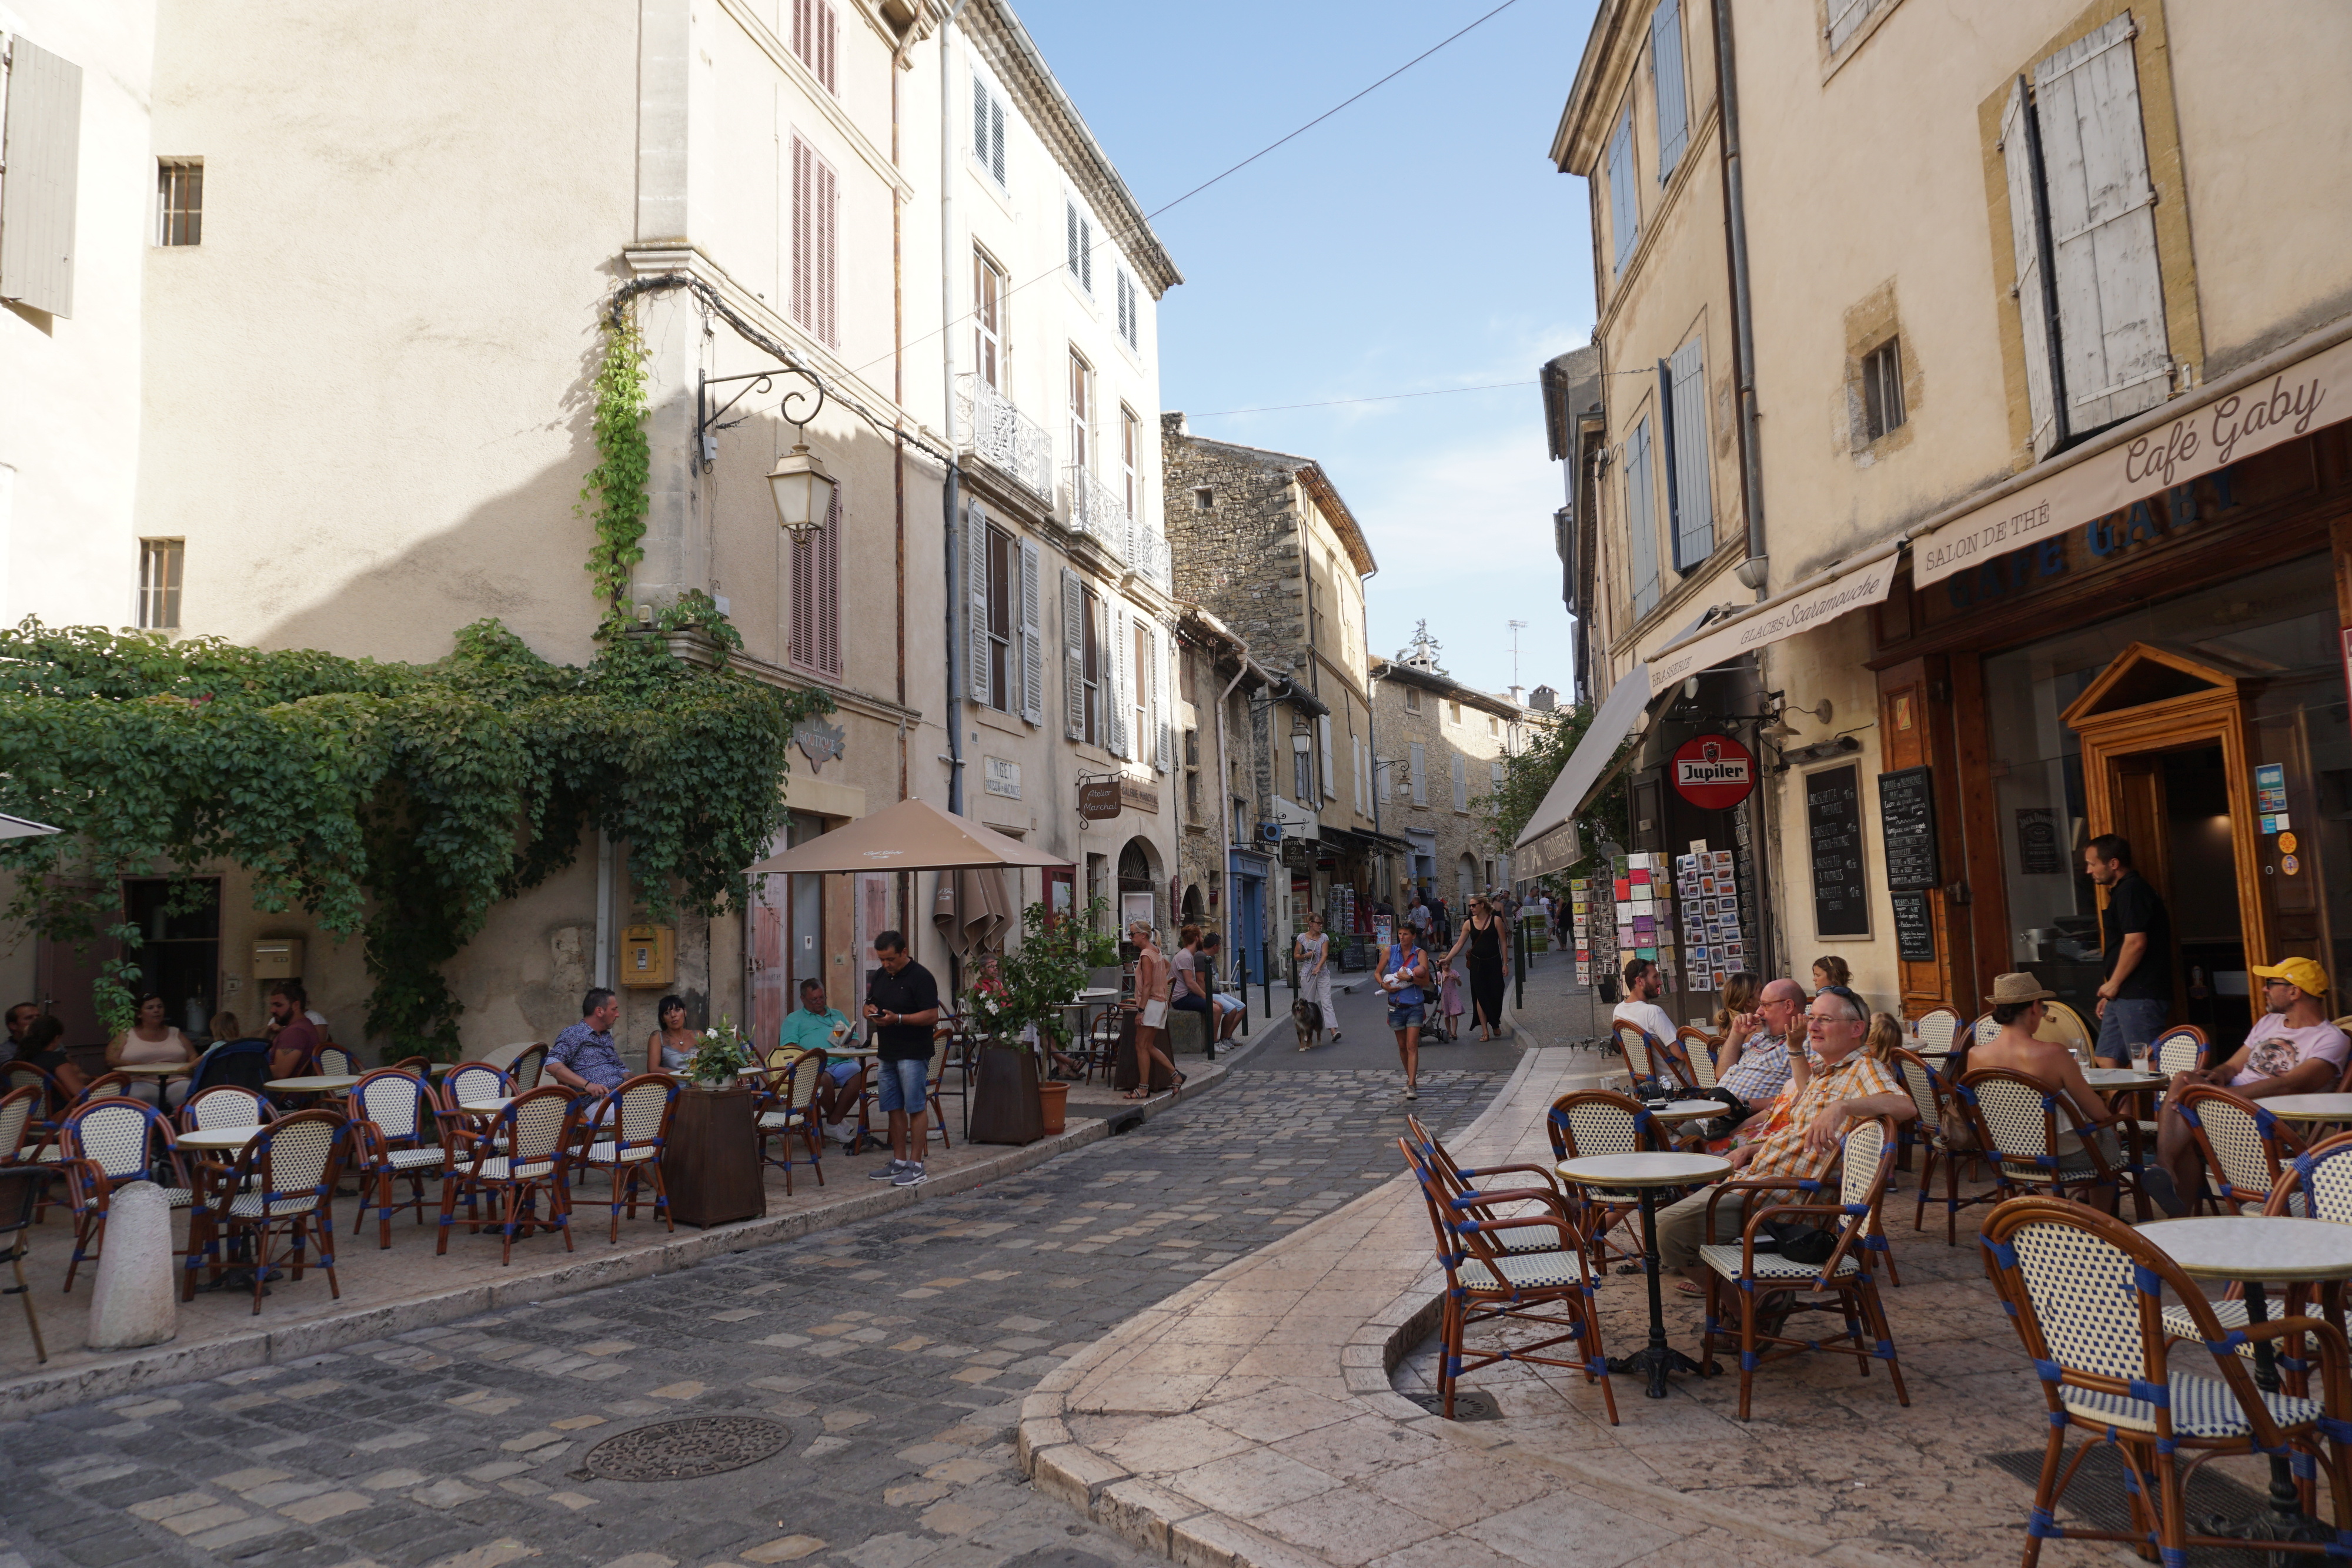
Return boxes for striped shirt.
[1742,1051,1904,1186]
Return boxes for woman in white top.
[1294,911,1341,1047]
[1125,922,1182,1100]
[108,992,198,1108]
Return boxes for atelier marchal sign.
[1670,734,1755,810]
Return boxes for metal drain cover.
[1404,1390,1502,1421]
[582,1416,793,1482]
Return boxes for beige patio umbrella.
[933,867,1013,961]
[746,795,1071,875]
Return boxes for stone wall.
[1161,417,1308,671]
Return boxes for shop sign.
[1670,735,1754,810]
[1939,466,2241,611]
[1077,779,1122,821]
[1119,779,1160,814]
[983,757,1021,800]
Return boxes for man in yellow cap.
[2147,955,2347,1213]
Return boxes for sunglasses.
[1812,984,1867,1022]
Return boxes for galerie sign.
[1671,735,1755,810]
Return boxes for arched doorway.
[1118,838,1161,938]
[1456,853,1478,910]
[1180,884,1204,928]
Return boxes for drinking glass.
[2128,1041,2151,1075]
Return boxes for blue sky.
[1013,0,1603,702]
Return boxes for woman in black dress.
[1446,896,1509,1041]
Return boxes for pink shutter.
[791,137,811,334]
[790,533,814,668]
[818,482,842,675]
[820,1,837,93]
[818,155,838,347]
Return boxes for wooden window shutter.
[1019,539,1043,725]
[1148,627,1168,773]
[1318,715,1335,801]
[791,136,813,337]
[817,153,838,348]
[1666,339,1712,569]
[791,136,838,347]
[0,35,82,317]
[1409,743,1427,807]
[1826,0,1876,52]
[1605,108,1638,273]
[2001,76,2065,458]
[990,95,1005,186]
[2032,14,2171,432]
[793,1,836,93]
[965,502,991,706]
[1080,215,1094,293]
[790,477,842,676]
[1452,752,1468,813]
[820,0,837,94]
[1625,416,1660,616]
[1651,0,1688,179]
[1107,605,1128,757]
[973,73,988,171]
[1066,199,1081,280]
[1061,569,1086,741]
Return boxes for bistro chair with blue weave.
[2176,1082,2300,1215]
[1405,1114,1570,1258]
[1956,1066,2141,1213]
[1677,1028,1721,1092]
[54,1097,193,1292]
[507,1042,550,1092]
[580,1072,677,1242]
[2155,1134,2352,1384]
[183,1108,346,1314]
[1546,1090,1660,1270]
[1696,1116,1909,1421]
[755,1052,828,1194]
[1912,1005,1965,1061]
[1399,1132,1617,1426]
[349,1066,446,1249]
[1892,1047,1993,1246]
[1613,1023,1689,1096]
[1980,1195,2352,1567]
[436,1084,581,1264]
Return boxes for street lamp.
[767,434,837,544]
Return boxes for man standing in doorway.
[863,930,942,1188]
[2084,834,2173,1065]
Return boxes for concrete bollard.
[87,1180,179,1350]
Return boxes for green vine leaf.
[581,310,652,618]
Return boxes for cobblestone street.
[0,1054,1509,1568]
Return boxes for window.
[1191,487,1212,511]
[157,159,202,246]
[972,251,1005,390]
[1404,687,1421,714]
[1661,339,1713,570]
[984,523,1013,711]
[1451,752,1469,813]
[1488,714,1500,737]
[1121,406,1140,520]
[1491,760,1506,793]
[1863,337,1906,440]
[1999,14,2171,457]
[137,539,183,630]
[971,71,1007,188]
[791,0,837,93]
[1068,350,1094,473]
[1605,106,1638,273]
[1064,196,1094,293]
[1626,414,1661,617]
[1826,0,1893,55]
[1446,700,1462,726]
[789,482,842,676]
[791,136,840,349]
[1651,0,1688,180]
[0,34,81,316]
[1409,742,1428,806]
[1133,620,1150,767]
[1115,269,1140,350]
[1318,714,1335,802]
[971,510,1039,721]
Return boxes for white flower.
[706,1028,718,1038]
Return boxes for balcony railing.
[957,375,1053,500]
[1065,462,1129,557]
[1126,519,1172,593]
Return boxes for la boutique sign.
[1672,735,1755,810]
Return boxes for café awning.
[1643,542,1903,690]
[1513,664,1656,858]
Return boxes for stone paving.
[0,1053,1507,1568]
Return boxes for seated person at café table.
[781,978,870,1144]
[2147,955,2349,1214]
[1969,973,2119,1212]
[1612,957,1689,1080]
[16,1014,88,1098]
[262,982,323,1080]
[1703,977,1802,1141]
[548,988,630,1124]
[1659,985,1915,1318]
[108,992,199,1109]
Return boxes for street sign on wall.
[1670,734,1755,810]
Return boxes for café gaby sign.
[1672,735,1755,810]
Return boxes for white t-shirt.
[1612,999,1680,1047]
[2231,1014,2351,1088]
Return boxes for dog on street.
[1292,995,1325,1052]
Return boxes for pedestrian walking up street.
[1446,894,1511,1041]
[1295,910,1340,1044]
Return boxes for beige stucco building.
[1371,626,1531,911]
[1545,0,2352,1034]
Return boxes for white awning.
[1513,664,1655,852]
[0,813,59,841]
[1645,543,1903,688]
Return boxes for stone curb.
[0,1061,1229,1422]
[1013,1048,1920,1568]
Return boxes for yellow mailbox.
[620,924,675,988]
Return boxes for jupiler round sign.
[1671,734,1755,810]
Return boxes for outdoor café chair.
[1980,1195,2352,1567]
[0,1085,49,1168]
[182,1085,272,1134]
[1086,1010,1124,1085]
[925,1042,957,1152]
[312,1044,356,1078]
[1,1062,61,1119]
[440,1061,512,1111]
[349,1067,445,1248]
[1613,1023,1689,1096]
[1545,1089,1659,1269]
[75,1072,135,1102]
[580,1073,676,1242]
[1677,1027,1720,1092]
[509,1043,549,1092]
[1971,1011,2000,1049]
[1956,1066,2141,1213]
[2156,1025,2208,1076]
[0,1169,46,1363]
[1399,1132,1616,1426]
[437,1084,580,1263]
[182,1039,275,1099]
[183,1108,347,1315]
[2154,1135,2352,1379]
[55,1097,193,1292]
[1698,1116,1909,1421]
[1912,1005,1963,1060]
[1406,1112,1571,1256]
[1892,1048,1993,1245]
[2176,1082,2299,1215]
[386,1056,433,1078]
[755,1054,827,1194]
[2038,999,2097,1065]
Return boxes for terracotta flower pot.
[1038,1079,1068,1136]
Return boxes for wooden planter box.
[659,1084,766,1228]
[967,1044,1045,1145]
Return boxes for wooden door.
[1878,657,1977,1016]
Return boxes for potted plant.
[961,897,1120,1141]
[684,1015,753,1089]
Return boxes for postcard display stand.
[1571,878,1601,986]
[1669,845,1748,992]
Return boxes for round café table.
[2141,1215,2352,1549]
[1558,1151,1729,1399]
[2084,1066,2166,1091]
[265,1075,359,1094]
[176,1126,262,1153]
[2260,1094,2352,1127]
[114,1062,192,1076]
[1648,1101,1723,1148]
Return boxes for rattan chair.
[54,1098,193,1292]
[0,1085,48,1168]
[1612,1023,1688,1095]
[2037,999,2097,1065]
[1911,1006,1963,1060]
[75,1072,135,1102]
[509,1043,549,1092]
[1980,1195,2352,1567]
[436,1084,580,1263]
[182,1108,346,1313]
[755,1054,827,1193]
[2154,1025,2207,1076]
[386,1056,433,1077]
[0,1062,58,1119]
[1956,1066,2137,1211]
[1545,1090,1659,1269]
[1970,1011,2000,1049]
[181,1085,272,1134]
[0,1169,46,1362]
[1678,1028,1720,1092]
[2175,1082,2300,1215]
[579,1074,676,1242]
[349,1068,444,1248]
[1400,1132,1616,1426]
[1891,1048,1991,1245]
[1698,1116,1909,1420]
[440,1061,513,1111]
[312,1044,356,1078]
[1406,1113,1570,1256]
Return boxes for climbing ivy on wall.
[0,618,830,1056]
[581,309,653,631]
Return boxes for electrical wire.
[1190,379,1533,417]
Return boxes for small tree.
[962,897,1121,1054]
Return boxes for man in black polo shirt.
[2086,834,2173,1065]
[864,930,943,1188]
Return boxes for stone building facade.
[1372,626,1531,912]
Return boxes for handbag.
[1756,1218,1840,1266]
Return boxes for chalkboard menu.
[1806,764,1870,938]
[1877,767,1941,892]
[1890,890,1936,963]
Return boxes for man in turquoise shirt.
[780,979,865,1144]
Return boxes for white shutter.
[1491,760,1506,792]
[1151,628,1173,773]
[972,72,989,172]
[0,36,82,317]
[1666,340,1712,569]
[1626,416,1660,616]
[2002,76,2063,459]
[1651,0,1688,179]
[965,503,990,706]
[1019,539,1043,725]
[1317,715,1335,801]
[1825,0,1876,52]
[1452,753,1468,813]
[2033,14,2171,432]
[1061,569,1085,741]
[974,74,1006,187]
[990,95,1005,186]
[1409,743,1427,807]
[1110,606,1131,758]
[1605,108,1638,273]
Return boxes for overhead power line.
[1190,379,1534,417]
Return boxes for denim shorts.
[1388,1004,1426,1031]
[874,1056,930,1114]
[2095,997,2170,1062]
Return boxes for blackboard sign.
[1878,767,1941,891]
[1806,764,1870,938]
[1890,890,1936,963]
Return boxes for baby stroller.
[1424,961,1463,1045]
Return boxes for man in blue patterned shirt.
[548,988,630,1098]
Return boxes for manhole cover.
[582,1416,793,1482]
[1403,1390,1502,1420]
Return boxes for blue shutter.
[1606,109,1638,272]
[1668,340,1713,570]
[1652,0,1688,179]
[1626,417,1659,617]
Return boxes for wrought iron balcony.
[1064,462,1130,558]
[1126,520,1172,593]
[956,375,1053,500]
